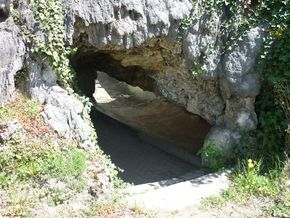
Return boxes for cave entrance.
[72,50,211,185]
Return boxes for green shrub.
[255,26,290,156]
[198,140,225,171]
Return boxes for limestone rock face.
[64,0,264,154]
[65,0,193,48]
[0,0,264,157]
[219,26,264,99]
[0,18,25,105]
[26,57,93,148]
[183,9,225,79]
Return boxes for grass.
[0,94,92,216]
[201,158,290,217]
[0,93,124,217]
[0,95,42,124]
[0,94,86,187]
[0,145,86,187]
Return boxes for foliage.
[179,0,290,159]
[24,99,43,119]
[11,1,116,182]
[0,138,86,188]
[0,94,125,216]
[202,159,290,217]
[198,140,225,170]
[234,159,280,196]
[0,94,86,187]
[255,25,290,155]
[28,0,76,89]
[0,94,42,125]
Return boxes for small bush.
[198,140,225,171]
[41,148,87,180]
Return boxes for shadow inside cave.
[90,109,201,185]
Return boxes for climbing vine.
[179,0,290,156]
[29,0,75,89]
[11,0,99,148]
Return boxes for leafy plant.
[179,0,290,163]
[267,200,290,217]
[198,140,225,170]
[24,99,42,119]
[46,187,72,205]
[234,159,280,196]
[28,0,76,89]
[1,147,86,186]
[0,106,14,124]
[255,25,290,155]
[202,158,289,217]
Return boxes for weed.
[201,195,226,209]
[0,106,14,124]
[202,158,289,217]
[67,178,87,192]
[4,185,37,217]
[234,159,280,197]
[41,148,87,180]
[24,99,42,119]
[198,140,225,171]
[0,93,119,217]
[0,143,86,186]
[47,187,71,205]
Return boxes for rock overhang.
[66,0,264,158]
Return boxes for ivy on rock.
[12,0,99,149]
[178,0,290,158]
[29,0,75,89]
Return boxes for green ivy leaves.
[29,0,74,89]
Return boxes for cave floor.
[91,110,201,185]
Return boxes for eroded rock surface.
[26,57,93,148]
[65,0,193,48]
[67,0,264,155]
[0,0,265,157]
[0,18,25,105]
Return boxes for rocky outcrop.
[65,0,193,48]
[65,0,264,156]
[0,0,94,147]
[0,18,25,105]
[26,57,93,148]
[0,0,265,157]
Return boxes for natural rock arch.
[0,0,264,158]
[66,0,263,157]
